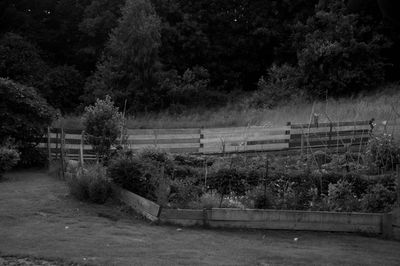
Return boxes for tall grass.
[56,84,400,130]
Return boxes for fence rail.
[39,120,374,160]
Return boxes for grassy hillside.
[57,84,400,131]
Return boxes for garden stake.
[264,159,269,201]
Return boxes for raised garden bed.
[113,185,396,239]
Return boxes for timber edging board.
[112,185,160,222]
[114,186,392,236]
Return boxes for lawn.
[1,170,400,266]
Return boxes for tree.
[294,2,386,97]
[84,0,161,112]
[40,65,84,113]
[0,78,55,166]
[82,96,122,160]
[0,33,48,88]
[78,0,124,74]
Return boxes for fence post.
[153,129,158,148]
[80,130,85,168]
[382,213,393,239]
[199,128,203,154]
[60,127,65,180]
[47,127,51,167]
[55,131,59,159]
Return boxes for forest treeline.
[0,0,399,114]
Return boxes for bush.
[0,146,20,178]
[251,64,303,109]
[107,151,162,201]
[327,180,360,212]
[360,183,396,212]
[168,178,201,208]
[82,96,123,160]
[208,168,248,199]
[246,186,275,209]
[366,133,400,172]
[0,78,54,167]
[67,164,111,204]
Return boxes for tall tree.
[0,33,48,88]
[84,0,161,112]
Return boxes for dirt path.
[1,171,400,266]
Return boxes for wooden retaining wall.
[39,120,374,159]
[113,186,394,236]
[112,186,160,222]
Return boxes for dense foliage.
[0,78,54,167]
[67,164,112,204]
[106,148,398,212]
[0,145,20,179]
[1,0,399,112]
[82,96,122,159]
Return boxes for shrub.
[251,64,303,109]
[208,168,248,206]
[360,183,396,213]
[67,164,111,204]
[82,96,122,160]
[365,133,400,172]
[0,78,54,167]
[192,192,221,209]
[245,186,275,209]
[107,151,162,201]
[137,147,174,174]
[0,146,20,178]
[168,178,201,208]
[327,180,360,212]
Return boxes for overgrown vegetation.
[105,144,398,213]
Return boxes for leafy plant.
[327,180,360,212]
[0,145,20,179]
[82,96,122,160]
[208,168,248,207]
[67,164,112,204]
[251,64,303,109]
[360,183,396,212]
[168,178,201,208]
[365,133,400,172]
[107,151,162,201]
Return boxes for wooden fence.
[39,120,373,160]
